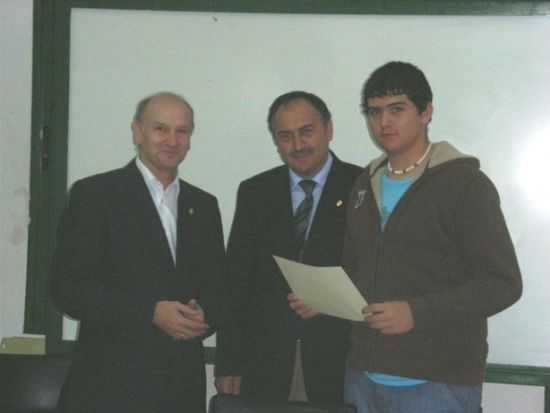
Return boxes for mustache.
[290,148,313,158]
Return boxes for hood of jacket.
[367,140,479,177]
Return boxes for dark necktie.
[293,179,316,261]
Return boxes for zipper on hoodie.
[363,204,384,370]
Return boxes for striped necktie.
[293,179,316,261]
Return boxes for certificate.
[273,255,367,321]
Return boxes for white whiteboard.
[64,8,550,366]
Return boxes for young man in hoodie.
[290,61,522,413]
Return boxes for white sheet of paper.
[273,255,368,321]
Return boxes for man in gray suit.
[50,92,226,413]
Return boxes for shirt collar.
[135,156,180,200]
[289,152,333,191]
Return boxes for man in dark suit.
[50,92,226,413]
[214,91,362,403]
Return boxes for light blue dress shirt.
[289,153,333,240]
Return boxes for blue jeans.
[344,368,482,413]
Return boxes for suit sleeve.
[214,182,258,376]
[49,179,156,333]
[189,196,227,334]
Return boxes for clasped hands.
[287,293,414,335]
[153,299,208,340]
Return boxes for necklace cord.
[387,143,432,175]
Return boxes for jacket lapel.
[124,161,176,269]
[306,156,346,246]
[175,181,194,270]
[270,167,297,259]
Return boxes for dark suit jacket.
[215,154,362,402]
[50,161,226,413]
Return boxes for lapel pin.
[336,200,343,207]
[188,207,194,215]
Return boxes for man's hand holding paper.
[273,255,368,321]
[288,293,319,319]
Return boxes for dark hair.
[133,91,194,127]
[362,61,432,113]
[267,91,331,133]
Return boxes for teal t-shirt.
[380,173,413,230]
[366,171,427,387]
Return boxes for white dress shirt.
[135,157,179,264]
